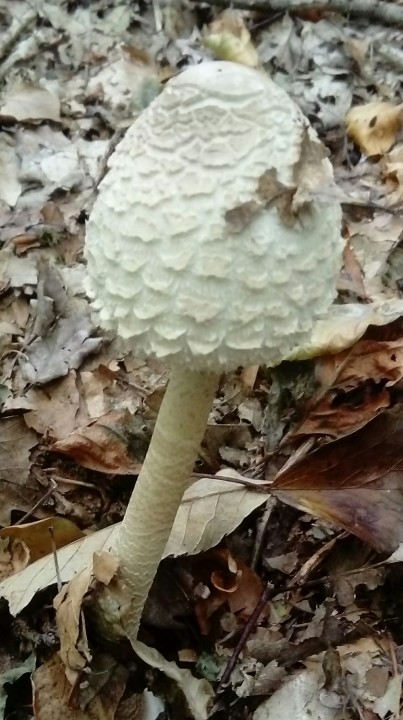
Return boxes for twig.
[291,531,347,587]
[251,496,277,569]
[188,0,403,28]
[49,526,62,593]
[192,471,270,487]
[216,580,276,692]
[0,7,37,65]
[253,619,374,667]
[14,478,57,525]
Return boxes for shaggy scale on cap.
[85,61,342,370]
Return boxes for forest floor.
[2,1,403,719]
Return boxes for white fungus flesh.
[85,61,343,371]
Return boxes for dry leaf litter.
[1,1,403,719]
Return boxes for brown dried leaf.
[346,102,403,156]
[204,10,258,68]
[273,406,403,551]
[20,315,102,385]
[337,239,366,298]
[23,372,80,440]
[54,567,93,674]
[32,653,128,720]
[296,385,390,439]
[0,517,84,565]
[315,339,403,389]
[194,548,265,634]
[0,537,29,580]
[296,339,403,438]
[0,417,39,526]
[52,410,148,474]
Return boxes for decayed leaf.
[314,338,403,389]
[54,566,93,675]
[288,300,403,361]
[52,409,148,474]
[23,372,80,440]
[0,653,36,718]
[296,387,389,440]
[131,640,213,720]
[20,315,102,385]
[32,653,128,720]
[88,49,160,113]
[0,524,120,616]
[204,10,258,68]
[0,536,29,580]
[273,406,403,552]
[373,674,402,720]
[164,474,267,557]
[338,240,366,298]
[0,417,39,526]
[194,548,265,634]
[0,136,21,207]
[294,338,403,438]
[54,558,212,718]
[346,102,403,156]
[0,83,61,122]
[253,669,339,720]
[0,248,37,289]
[382,144,403,198]
[115,691,165,720]
[0,517,84,564]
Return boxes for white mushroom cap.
[85,61,343,371]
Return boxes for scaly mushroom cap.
[85,61,343,370]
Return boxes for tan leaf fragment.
[54,566,93,675]
[0,84,60,122]
[0,136,21,206]
[52,409,147,474]
[294,338,403,439]
[131,640,213,720]
[204,10,258,68]
[0,517,84,565]
[346,102,403,156]
[93,551,120,585]
[253,669,339,720]
[0,248,37,289]
[23,372,80,440]
[165,473,267,557]
[373,675,402,720]
[288,300,403,361]
[32,653,128,720]
[0,537,29,580]
[0,524,120,616]
[0,417,39,526]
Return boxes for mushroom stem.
[116,367,219,636]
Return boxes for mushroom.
[85,61,343,638]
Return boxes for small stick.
[216,580,275,692]
[0,7,37,65]
[14,478,57,525]
[188,0,403,28]
[49,526,62,593]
